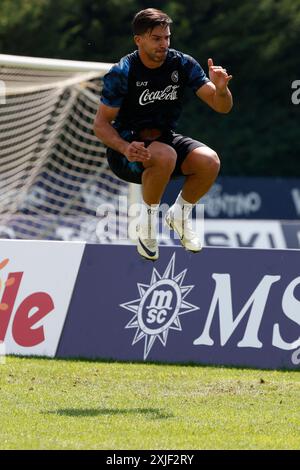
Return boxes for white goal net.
[0,54,134,243]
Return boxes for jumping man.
[93,8,233,260]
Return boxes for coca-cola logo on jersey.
[139,85,179,106]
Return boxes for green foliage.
[1,0,300,176]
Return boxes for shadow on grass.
[44,407,173,419]
[7,354,299,373]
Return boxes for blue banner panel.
[162,176,300,219]
[280,222,300,249]
[56,245,300,370]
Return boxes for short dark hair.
[132,8,173,35]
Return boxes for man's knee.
[146,142,177,173]
[205,149,221,176]
[183,147,220,177]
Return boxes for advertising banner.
[0,240,85,356]
[203,220,287,249]
[2,216,300,251]
[162,176,300,219]
[57,244,300,370]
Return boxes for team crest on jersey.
[120,253,199,360]
[171,70,179,83]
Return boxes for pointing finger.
[208,57,214,68]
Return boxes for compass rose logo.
[120,253,199,359]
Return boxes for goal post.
[0,53,141,243]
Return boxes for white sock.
[139,201,159,238]
[170,192,194,220]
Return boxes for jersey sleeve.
[182,54,210,93]
[100,57,129,108]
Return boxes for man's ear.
[134,35,141,46]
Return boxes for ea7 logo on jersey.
[136,81,148,87]
[120,253,199,359]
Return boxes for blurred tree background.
[1,0,299,176]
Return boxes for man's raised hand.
[208,58,232,91]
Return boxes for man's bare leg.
[141,141,177,204]
[136,141,177,260]
[180,146,220,202]
[165,146,220,252]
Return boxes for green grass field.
[0,356,299,450]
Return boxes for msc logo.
[120,254,198,359]
[121,252,300,366]
[146,285,178,325]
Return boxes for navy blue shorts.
[106,130,205,184]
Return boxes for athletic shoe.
[164,210,202,252]
[136,224,159,261]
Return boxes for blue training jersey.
[100,48,210,133]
